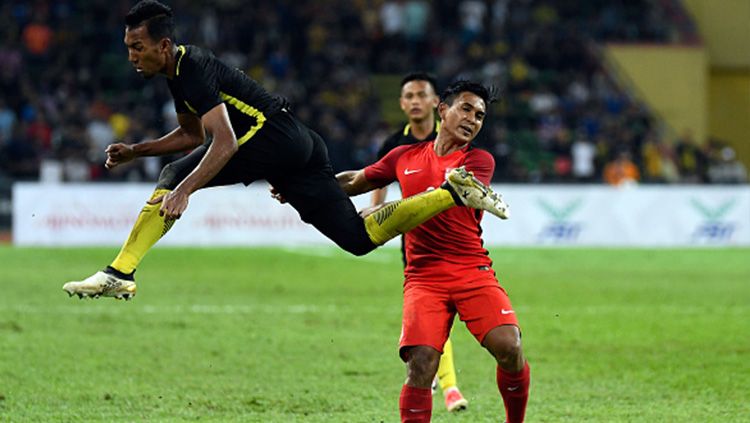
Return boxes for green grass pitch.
[1,246,748,422]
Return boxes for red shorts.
[399,276,519,361]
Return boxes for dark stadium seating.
[0,0,729,187]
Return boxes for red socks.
[497,361,531,423]
[399,363,529,423]
[399,385,432,423]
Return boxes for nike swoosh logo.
[507,386,520,391]
[404,169,422,175]
[501,309,515,315]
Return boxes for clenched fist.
[105,143,136,169]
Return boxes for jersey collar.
[175,45,187,76]
[403,120,441,137]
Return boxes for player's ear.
[437,102,448,119]
[159,37,172,53]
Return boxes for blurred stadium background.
[1,1,749,421]
[1,1,749,191]
[3,0,750,245]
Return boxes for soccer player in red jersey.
[337,81,529,423]
[372,73,468,413]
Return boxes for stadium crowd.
[0,0,746,184]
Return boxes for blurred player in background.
[373,73,468,413]
[370,73,441,207]
[336,81,529,423]
[62,0,509,300]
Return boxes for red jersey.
[364,141,495,284]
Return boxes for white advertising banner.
[12,183,750,247]
[480,185,750,246]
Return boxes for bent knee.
[494,340,523,364]
[157,163,179,190]
[339,238,377,256]
[483,325,524,366]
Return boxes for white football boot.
[445,166,510,219]
[63,271,136,300]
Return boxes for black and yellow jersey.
[376,120,440,160]
[167,45,285,146]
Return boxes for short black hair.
[400,72,438,94]
[440,80,499,106]
[125,0,175,41]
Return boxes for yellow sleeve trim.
[402,120,441,137]
[220,92,267,146]
[183,100,198,114]
[176,45,186,76]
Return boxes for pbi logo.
[691,198,737,243]
[537,199,583,243]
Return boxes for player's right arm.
[105,113,205,169]
[337,170,378,196]
[271,170,378,204]
[369,132,400,206]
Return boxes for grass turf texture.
[0,246,748,422]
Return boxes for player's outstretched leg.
[362,185,457,246]
[360,166,508,248]
[62,188,176,300]
[444,166,510,219]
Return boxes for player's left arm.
[156,103,238,219]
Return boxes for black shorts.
[157,111,375,255]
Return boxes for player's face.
[438,92,486,144]
[124,25,169,79]
[399,80,439,123]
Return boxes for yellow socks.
[363,188,455,245]
[438,337,459,391]
[110,189,175,274]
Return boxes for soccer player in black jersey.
[370,73,441,207]
[62,0,509,300]
[370,73,469,413]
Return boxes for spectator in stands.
[1,124,40,180]
[22,13,54,57]
[0,0,729,185]
[571,132,596,182]
[674,130,708,183]
[707,145,747,184]
[641,135,680,183]
[603,150,640,187]
[0,99,16,142]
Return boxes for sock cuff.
[105,265,135,280]
[400,385,432,402]
[439,182,463,206]
[149,188,171,201]
[498,361,530,382]
[400,385,433,422]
